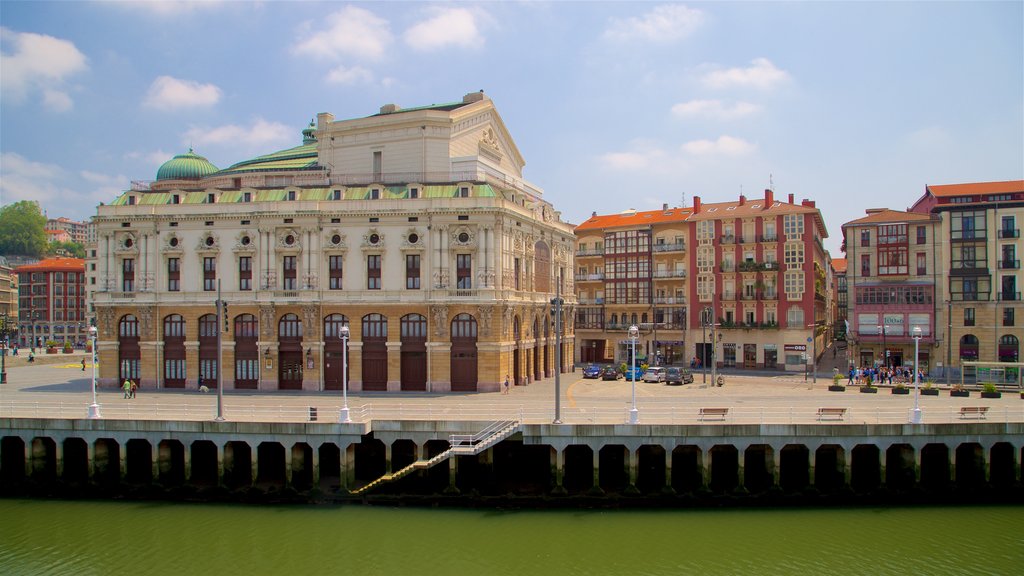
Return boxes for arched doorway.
[278,313,303,390]
[234,314,259,389]
[362,313,388,391]
[513,317,521,388]
[534,240,550,293]
[118,315,140,386]
[998,334,1019,363]
[198,314,218,389]
[451,313,478,392]
[323,314,349,391]
[163,314,185,388]
[401,314,427,391]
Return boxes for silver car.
[642,367,666,383]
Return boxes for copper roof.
[925,180,1024,198]
[15,257,85,273]
[575,207,693,232]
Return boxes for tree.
[49,240,86,259]
[0,201,47,257]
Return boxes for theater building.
[90,92,576,392]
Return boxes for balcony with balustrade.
[574,273,605,282]
[999,259,1020,270]
[575,248,605,258]
[652,241,686,253]
[998,228,1020,239]
[652,269,687,280]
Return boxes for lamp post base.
[88,403,102,419]
[909,407,923,424]
[340,406,351,423]
[629,408,639,425]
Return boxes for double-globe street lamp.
[339,324,351,423]
[88,326,101,419]
[910,326,923,424]
[628,324,639,424]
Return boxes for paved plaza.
[1,351,1022,426]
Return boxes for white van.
[642,367,666,383]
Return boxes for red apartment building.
[15,258,87,348]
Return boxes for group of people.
[122,379,138,399]
[847,365,924,386]
[689,357,703,369]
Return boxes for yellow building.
[91,92,576,392]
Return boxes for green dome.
[156,149,219,181]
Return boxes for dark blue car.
[582,364,602,379]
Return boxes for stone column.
[284,443,294,486]
[444,455,460,494]
[85,440,95,481]
[342,443,355,491]
[913,445,923,484]
[590,448,602,494]
[216,442,225,487]
[808,444,818,489]
[250,442,259,488]
[152,442,160,483]
[844,446,854,487]
[118,441,127,482]
[23,438,32,478]
[701,447,712,490]
[182,442,191,484]
[310,442,321,487]
[772,445,782,488]
[384,443,393,475]
[626,447,639,494]
[54,439,64,478]
[663,446,675,494]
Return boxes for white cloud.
[682,135,756,155]
[603,5,704,43]
[671,99,760,120]
[0,152,70,206]
[184,118,292,149]
[112,0,225,16]
[143,76,222,110]
[0,27,87,109]
[293,6,392,61]
[42,88,74,113]
[125,149,176,168]
[326,65,375,85]
[702,58,790,90]
[601,151,653,171]
[405,7,484,51]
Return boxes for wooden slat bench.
[698,407,729,421]
[958,406,989,420]
[817,407,847,421]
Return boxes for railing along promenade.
[2,400,1022,426]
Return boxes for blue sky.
[2,1,1021,256]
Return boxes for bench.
[817,407,847,421]
[959,406,989,420]
[698,407,729,421]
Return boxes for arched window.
[199,314,218,338]
[451,314,477,338]
[234,314,258,338]
[278,314,302,338]
[323,314,349,339]
[610,313,618,326]
[362,313,387,339]
[119,315,138,337]
[401,314,427,338]
[163,314,185,337]
[631,313,638,326]
[999,334,1019,362]
[959,334,979,360]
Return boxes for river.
[0,499,1021,575]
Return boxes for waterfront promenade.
[1,357,1021,426]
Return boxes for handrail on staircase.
[449,419,517,447]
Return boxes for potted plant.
[892,383,909,395]
[981,382,1002,399]
[829,372,845,392]
[61,342,73,354]
[45,339,59,354]
[921,380,939,396]
[950,383,970,398]
[860,377,878,393]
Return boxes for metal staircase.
[351,420,520,495]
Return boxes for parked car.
[601,366,621,380]
[622,365,645,381]
[665,367,694,385]
[642,367,666,383]
[582,364,602,379]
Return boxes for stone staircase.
[351,420,520,495]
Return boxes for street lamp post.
[339,324,351,423]
[878,323,887,369]
[910,326,923,424]
[628,324,639,424]
[0,312,8,384]
[88,326,101,419]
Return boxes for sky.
[1,1,1022,257]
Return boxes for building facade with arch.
[89,92,576,392]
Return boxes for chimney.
[592,211,597,217]
[738,194,746,206]
[693,196,702,214]
[788,193,794,204]
[379,103,400,114]
[802,199,816,208]
[663,203,668,211]
[764,189,774,208]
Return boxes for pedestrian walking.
[503,374,510,395]
[130,381,137,399]
[81,357,86,371]
[122,379,131,399]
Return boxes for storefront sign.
[784,344,807,352]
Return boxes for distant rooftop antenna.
[769,173,774,191]
[681,191,686,207]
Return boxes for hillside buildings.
[46,217,88,244]
[90,92,576,392]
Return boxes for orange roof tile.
[832,258,847,273]
[925,180,1024,198]
[575,207,693,232]
[15,258,85,274]
[843,208,935,227]
[688,198,829,237]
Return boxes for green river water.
[0,499,1021,575]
